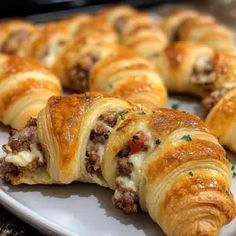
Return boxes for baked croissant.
[97,5,167,63]
[53,31,167,108]
[17,16,116,69]
[17,21,73,67]
[160,9,234,51]
[155,41,214,97]
[156,42,236,153]
[203,52,236,153]
[0,54,61,130]
[0,19,36,54]
[0,92,235,236]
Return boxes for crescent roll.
[159,10,213,42]
[155,42,214,97]
[0,54,61,130]
[0,92,235,236]
[18,22,73,67]
[160,9,234,51]
[97,5,167,63]
[204,52,236,152]
[53,30,167,109]
[90,46,167,108]
[0,19,36,54]
[178,17,234,51]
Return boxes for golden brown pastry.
[90,46,167,108]
[178,17,234,51]
[97,5,167,63]
[159,9,212,42]
[53,33,116,92]
[160,9,234,51]
[155,41,214,97]
[18,16,116,69]
[0,54,61,130]
[0,92,235,236]
[57,14,91,37]
[53,30,167,109]
[156,41,236,153]
[18,22,73,67]
[203,52,236,152]
[0,19,36,54]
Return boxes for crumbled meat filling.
[112,184,139,214]
[202,87,233,111]
[190,56,215,88]
[85,111,118,176]
[69,54,99,92]
[6,118,39,153]
[0,118,45,181]
[112,131,149,214]
[1,30,31,54]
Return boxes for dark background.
[1,0,182,18]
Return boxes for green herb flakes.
[171,104,179,110]
[85,95,90,101]
[119,110,130,120]
[132,135,139,143]
[188,171,193,176]
[181,135,192,142]
[155,139,161,145]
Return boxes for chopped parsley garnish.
[132,135,139,143]
[155,139,161,145]
[85,95,90,101]
[116,126,122,131]
[231,165,235,171]
[188,171,193,176]
[181,135,192,142]
[171,104,179,110]
[119,110,130,120]
[233,172,236,178]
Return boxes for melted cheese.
[117,124,153,192]
[5,150,37,167]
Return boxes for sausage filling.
[69,53,99,92]
[202,86,234,110]
[112,128,153,214]
[0,118,45,181]
[85,111,118,177]
[190,55,215,92]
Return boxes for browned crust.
[147,139,227,184]
[47,92,106,167]
[0,56,51,80]
[1,79,60,112]
[151,108,210,136]
[163,176,236,223]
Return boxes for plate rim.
[0,185,79,236]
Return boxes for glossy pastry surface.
[0,92,234,236]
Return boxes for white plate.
[0,95,236,236]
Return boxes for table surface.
[0,205,43,235]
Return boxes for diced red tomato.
[129,138,145,155]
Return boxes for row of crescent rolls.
[155,41,236,153]
[0,92,235,236]
[0,54,61,130]
[0,13,167,109]
[52,21,167,109]
[0,14,92,66]
[95,5,168,64]
[159,9,235,51]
